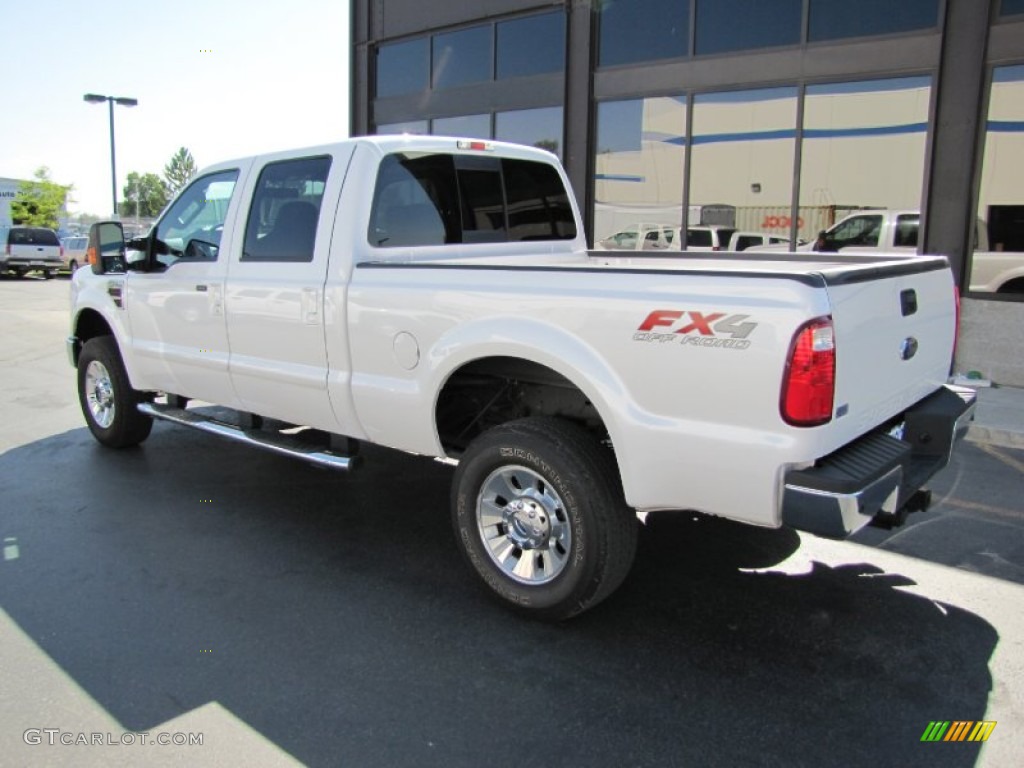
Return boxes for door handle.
[195,284,208,292]
[301,287,319,324]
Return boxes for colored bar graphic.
[920,720,996,742]
[968,721,997,742]
[945,722,971,741]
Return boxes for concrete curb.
[966,425,1024,450]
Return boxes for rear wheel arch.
[996,277,1024,295]
[434,355,616,458]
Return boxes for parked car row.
[0,227,88,277]
[595,224,794,253]
[749,209,1024,294]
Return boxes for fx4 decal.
[633,309,759,350]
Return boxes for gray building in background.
[351,0,1024,384]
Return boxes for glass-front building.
[352,0,1024,384]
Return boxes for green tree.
[10,167,72,229]
[120,172,169,218]
[163,147,197,195]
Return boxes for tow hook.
[870,489,932,530]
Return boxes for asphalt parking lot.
[1,276,1022,767]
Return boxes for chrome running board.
[138,402,359,471]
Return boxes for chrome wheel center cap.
[504,498,551,549]
[95,382,113,407]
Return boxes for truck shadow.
[0,425,996,768]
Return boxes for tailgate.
[10,244,61,262]
[824,256,956,442]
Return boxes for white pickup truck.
[759,209,1024,294]
[68,136,975,619]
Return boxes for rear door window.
[242,156,332,262]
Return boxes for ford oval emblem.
[901,337,919,361]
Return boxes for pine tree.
[163,147,198,196]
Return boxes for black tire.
[452,417,637,620]
[77,336,153,448]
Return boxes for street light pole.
[83,93,138,218]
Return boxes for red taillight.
[781,317,835,427]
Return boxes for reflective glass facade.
[497,12,566,78]
[808,0,940,41]
[594,97,686,243]
[691,88,798,245]
[800,77,931,218]
[359,0,1024,311]
[695,0,801,55]
[973,64,1024,294]
[433,27,492,90]
[495,107,564,158]
[431,114,491,139]
[598,0,688,67]
[376,38,428,98]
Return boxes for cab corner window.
[368,152,575,248]
[242,156,332,263]
[894,215,919,247]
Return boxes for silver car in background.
[2,227,64,278]
[61,235,89,272]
